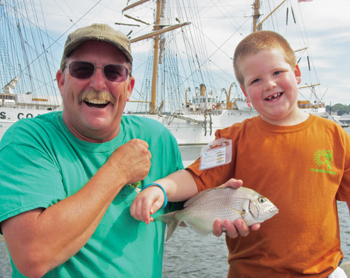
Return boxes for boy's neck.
[260,109,310,126]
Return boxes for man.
[0,23,183,277]
[0,23,252,277]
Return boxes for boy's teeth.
[267,93,280,100]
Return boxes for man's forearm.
[2,162,126,278]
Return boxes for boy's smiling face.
[239,48,305,126]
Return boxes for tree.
[326,103,350,115]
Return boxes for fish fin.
[184,220,212,237]
[165,219,181,241]
[154,211,177,224]
[184,187,233,207]
[179,221,188,227]
[154,211,181,241]
[183,190,209,207]
[221,204,244,216]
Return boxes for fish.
[154,186,278,241]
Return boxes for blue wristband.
[142,183,168,209]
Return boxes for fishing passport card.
[199,138,232,170]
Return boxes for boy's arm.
[161,170,198,201]
[130,170,197,224]
[347,201,350,215]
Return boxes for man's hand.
[213,178,261,238]
[106,139,152,185]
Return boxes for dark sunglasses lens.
[104,64,128,82]
[69,61,94,79]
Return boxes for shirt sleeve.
[0,140,65,227]
[336,129,350,201]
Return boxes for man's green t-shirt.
[0,111,183,277]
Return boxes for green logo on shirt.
[127,181,141,193]
[311,150,336,175]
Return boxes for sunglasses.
[66,61,130,82]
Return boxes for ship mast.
[150,0,161,114]
[123,0,190,114]
[253,0,287,32]
[252,0,261,32]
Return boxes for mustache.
[78,89,116,105]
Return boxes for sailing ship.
[123,0,327,144]
[0,0,328,143]
[0,0,62,139]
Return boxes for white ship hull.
[168,110,259,145]
[0,107,59,139]
[134,105,327,145]
[0,104,327,144]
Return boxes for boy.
[131,31,350,277]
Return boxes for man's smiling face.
[56,40,134,142]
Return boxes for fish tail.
[154,211,181,241]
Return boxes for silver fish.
[155,186,278,241]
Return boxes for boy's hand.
[213,178,261,238]
[213,219,261,238]
[130,186,165,225]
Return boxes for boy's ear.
[240,85,250,102]
[294,64,302,85]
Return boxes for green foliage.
[326,103,350,116]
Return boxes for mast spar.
[149,0,162,114]
[252,0,261,32]
[253,0,287,32]
[123,0,190,114]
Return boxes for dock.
[342,261,350,276]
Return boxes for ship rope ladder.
[137,47,154,113]
[0,5,14,92]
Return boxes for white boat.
[0,0,62,139]
[336,114,350,127]
[323,114,349,128]
[123,0,327,145]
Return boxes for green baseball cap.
[60,23,133,70]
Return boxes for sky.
[10,0,350,108]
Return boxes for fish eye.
[258,197,266,203]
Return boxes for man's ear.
[126,76,135,101]
[56,70,65,95]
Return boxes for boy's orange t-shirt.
[187,114,350,277]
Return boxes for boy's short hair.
[233,30,296,86]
